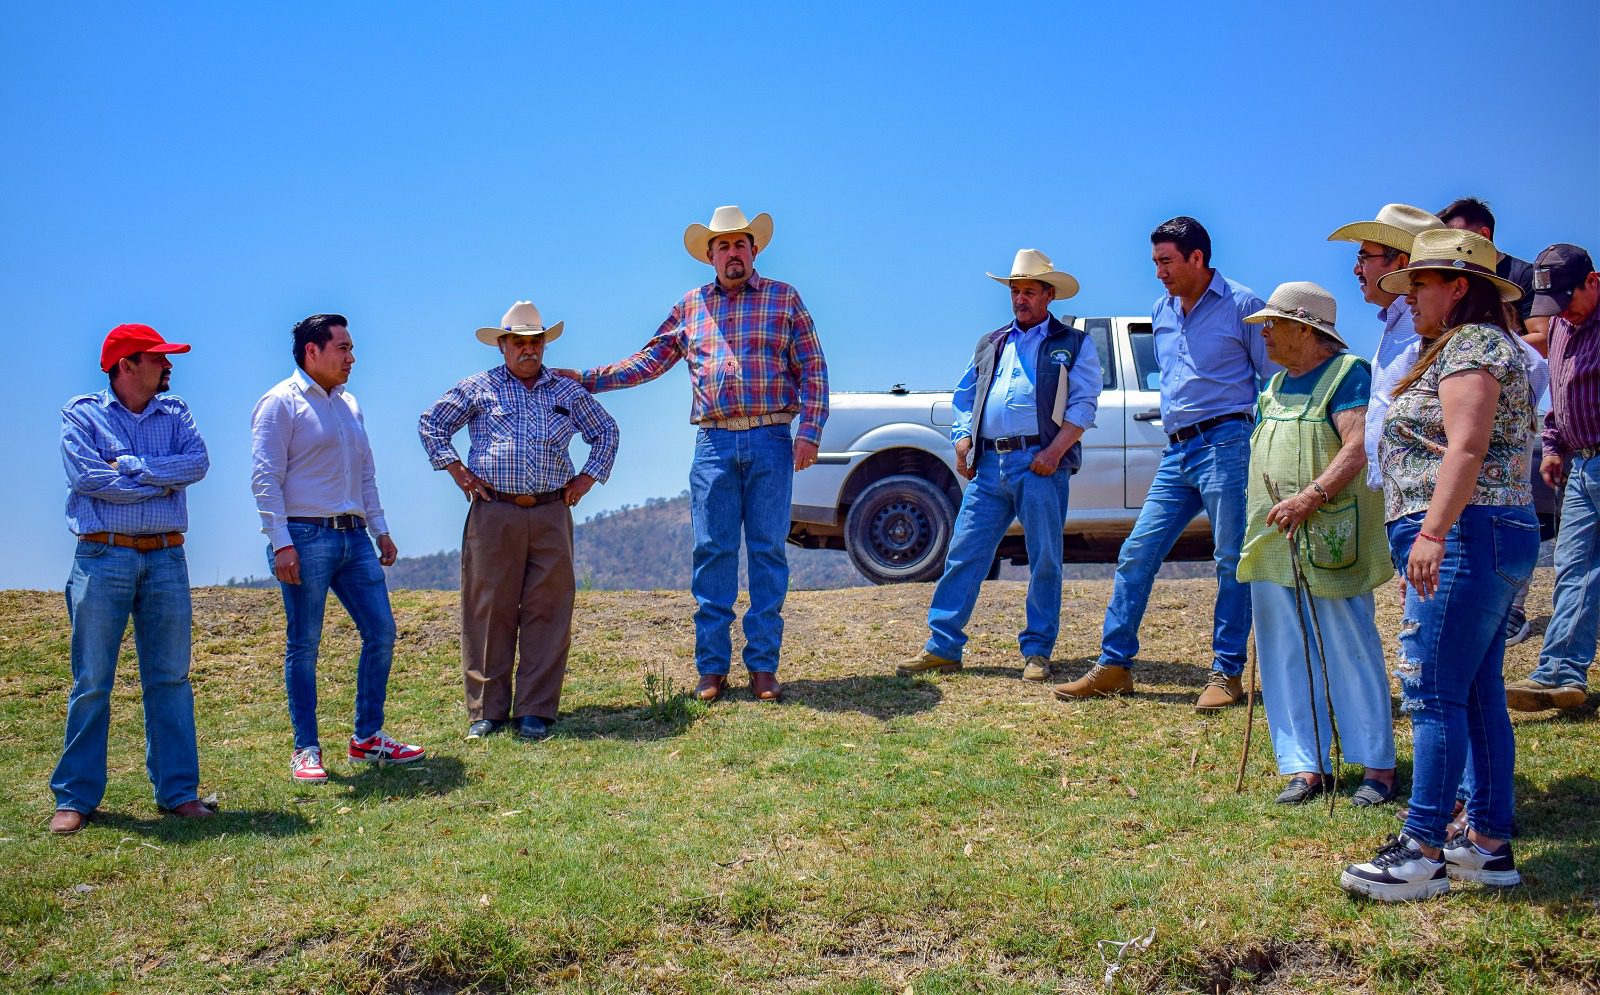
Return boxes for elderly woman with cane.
[1339,229,1539,902]
[1237,283,1396,808]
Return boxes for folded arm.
[61,409,168,503]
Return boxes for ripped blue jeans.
[1388,505,1539,846]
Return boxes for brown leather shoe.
[166,799,217,820]
[750,671,781,702]
[1053,664,1134,700]
[695,674,727,703]
[1195,671,1245,713]
[1505,679,1587,712]
[1022,655,1051,682]
[50,809,89,834]
[896,650,962,677]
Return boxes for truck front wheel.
[843,475,954,585]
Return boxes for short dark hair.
[1438,197,1496,236]
[1151,216,1212,266]
[292,314,348,368]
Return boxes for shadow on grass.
[779,674,941,719]
[555,701,708,741]
[1514,773,1600,907]
[325,755,469,801]
[95,807,312,841]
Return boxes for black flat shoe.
[515,715,552,741]
[1274,775,1325,805]
[1350,779,1397,808]
[466,719,506,740]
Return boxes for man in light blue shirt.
[899,249,1100,682]
[1059,218,1274,710]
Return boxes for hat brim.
[1376,265,1523,303]
[476,321,564,347]
[684,213,773,263]
[986,271,1080,301]
[1530,290,1573,319]
[1326,221,1419,254]
[1243,307,1346,348]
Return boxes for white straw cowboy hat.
[986,248,1080,300]
[475,300,564,347]
[1244,281,1346,348]
[683,205,773,263]
[1327,203,1442,255]
[1377,229,1524,303]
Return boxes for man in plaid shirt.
[420,300,619,741]
[563,205,828,704]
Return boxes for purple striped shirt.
[1542,309,1600,457]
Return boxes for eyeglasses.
[1356,250,1399,265]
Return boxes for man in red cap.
[50,324,214,833]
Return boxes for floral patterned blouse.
[1379,323,1535,521]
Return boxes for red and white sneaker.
[348,730,425,765]
[291,746,328,782]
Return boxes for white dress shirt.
[251,368,389,551]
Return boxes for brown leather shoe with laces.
[1195,671,1244,713]
[1053,664,1134,700]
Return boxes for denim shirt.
[953,317,1102,442]
[1151,270,1276,432]
[62,389,209,536]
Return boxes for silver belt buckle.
[994,437,1015,454]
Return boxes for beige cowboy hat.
[683,205,773,263]
[1327,203,1442,255]
[986,248,1080,300]
[475,300,564,347]
[1244,281,1346,348]
[1376,229,1524,303]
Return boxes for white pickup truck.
[789,316,1214,585]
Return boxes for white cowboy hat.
[1244,281,1346,348]
[475,300,564,347]
[1376,229,1524,303]
[682,205,773,263]
[1327,203,1442,255]
[986,248,1080,300]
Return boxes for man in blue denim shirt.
[50,324,214,833]
[898,250,1100,683]
[1058,218,1276,711]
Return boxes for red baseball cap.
[100,323,192,372]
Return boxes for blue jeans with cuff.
[1532,453,1600,689]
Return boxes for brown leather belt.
[697,412,794,431]
[489,488,565,507]
[79,532,185,551]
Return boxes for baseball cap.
[100,323,192,372]
[1531,244,1595,318]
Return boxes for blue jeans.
[271,523,396,749]
[689,425,793,676]
[1533,453,1600,689]
[925,446,1071,660]
[1099,418,1251,675]
[51,542,201,813]
[1390,505,1539,846]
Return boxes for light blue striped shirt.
[62,389,209,536]
[1151,270,1278,432]
[951,318,1101,442]
[1365,300,1420,491]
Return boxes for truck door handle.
[1133,409,1161,422]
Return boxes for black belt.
[486,488,565,508]
[287,514,366,530]
[979,434,1042,454]
[1167,412,1251,446]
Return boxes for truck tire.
[844,474,954,585]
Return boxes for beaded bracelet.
[1308,480,1330,504]
[1418,531,1447,545]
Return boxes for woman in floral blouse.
[1340,229,1540,902]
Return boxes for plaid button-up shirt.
[418,365,619,495]
[62,389,209,536]
[581,272,829,446]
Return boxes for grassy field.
[1,573,1596,994]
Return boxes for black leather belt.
[1167,412,1251,446]
[287,514,366,530]
[980,434,1042,454]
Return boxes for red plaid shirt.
[582,272,829,446]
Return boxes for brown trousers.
[460,498,575,721]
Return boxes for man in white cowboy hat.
[558,205,827,704]
[419,301,619,741]
[897,249,1100,683]
[252,314,426,782]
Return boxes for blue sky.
[3,2,1597,589]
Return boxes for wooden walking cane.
[1233,630,1259,792]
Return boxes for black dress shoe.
[1274,775,1326,805]
[466,719,506,740]
[515,715,552,740]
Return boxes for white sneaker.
[1442,837,1521,887]
[291,746,328,783]
[1340,833,1448,901]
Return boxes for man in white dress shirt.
[251,313,425,782]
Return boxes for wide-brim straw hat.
[986,248,1080,300]
[475,300,564,347]
[1376,229,1524,303]
[683,205,773,262]
[1327,203,1442,255]
[1244,281,1346,348]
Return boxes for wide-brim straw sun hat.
[986,248,1080,300]
[683,205,773,262]
[1244,281,1345,348]
[1376,229,1524,303]
[475,300,564,347]
[1327,203,1442,255]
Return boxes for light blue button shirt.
[1151,270,1277,432]
[62,389,209,536]
[951,317,1102,442]
[1366,300,1420,490]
